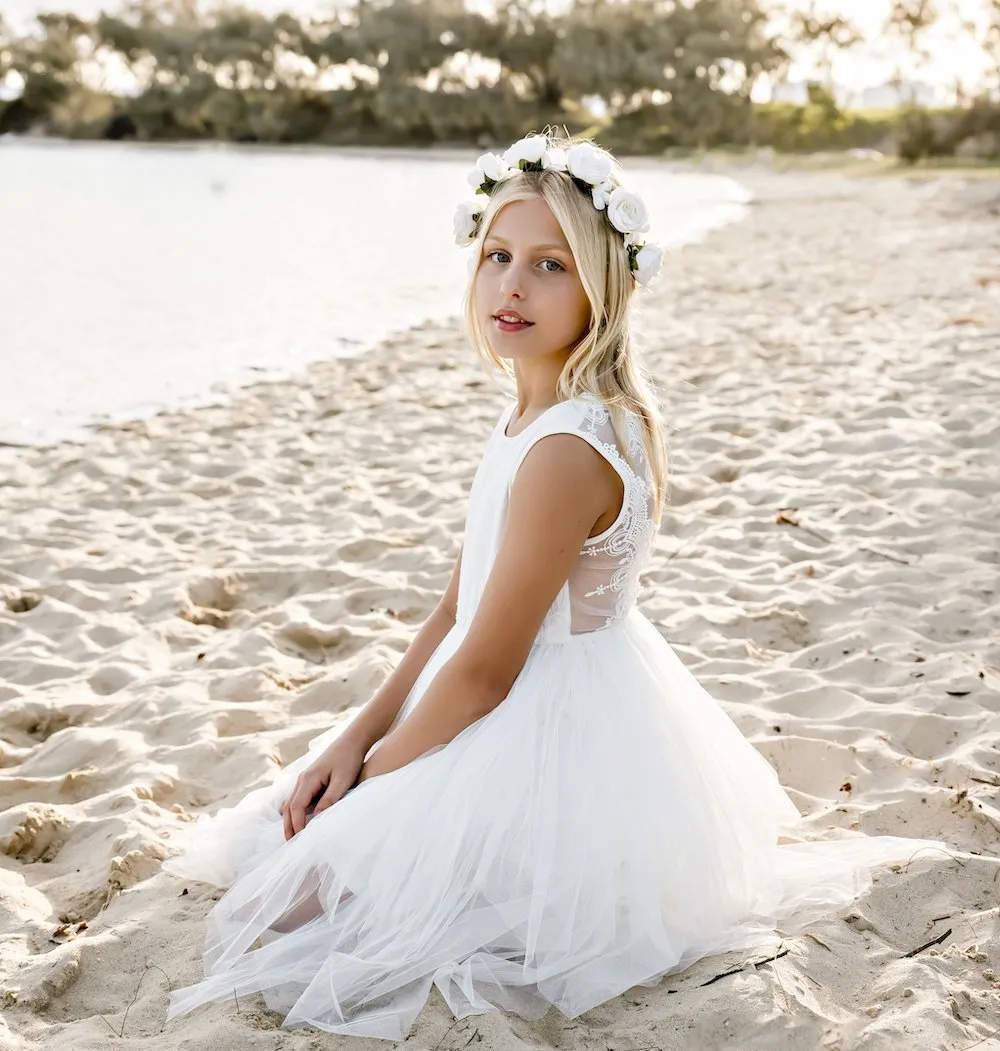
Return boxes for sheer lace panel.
[566,404,656,635]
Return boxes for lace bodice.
[457,397,657,644]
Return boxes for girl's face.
[475,198,591,365]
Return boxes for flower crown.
[453,134,664,288]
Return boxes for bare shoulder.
[517,426,624,529]
[518,429,613,491]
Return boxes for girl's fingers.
[287,795,307,836]
[311,786,339,818]
[280,769,328,840]
[289,773,324,836]
[282,776,307,839]
[311,774,353,818]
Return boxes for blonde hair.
[461,132,670,528]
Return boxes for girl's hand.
[279,737,368,841]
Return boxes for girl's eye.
[485,251,563,273]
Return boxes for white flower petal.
[606,186,650,235]
[634,242,664,286]
[566,142,613,186]
[542,146,568,172]
[502,134,548,167]
[453,199,482,246]
[476,152,509,182]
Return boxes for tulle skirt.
[163,608,947,1041]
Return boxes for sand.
[1,166,999,1051]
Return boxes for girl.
[164,132,948,1040]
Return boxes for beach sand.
[1,167,999,1050]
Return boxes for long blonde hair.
[461,132,670,527]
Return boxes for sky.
[1,0,996,97]
[767,0,995,98]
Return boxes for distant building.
[766,77,949,111]
[855,81,942,109]
[770,80,810,105]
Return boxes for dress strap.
[506,399,643,491]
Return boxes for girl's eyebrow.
[484,236,570,253]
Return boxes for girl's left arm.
[356,432,619,783]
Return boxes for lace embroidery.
[577,404,656,629]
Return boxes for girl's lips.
[494,316,534,333]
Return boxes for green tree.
[3,13,91,129]
[0,0,795,149]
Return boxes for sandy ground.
[1,167,1000,1051]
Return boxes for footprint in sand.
[278,619,367,660]
[0,805,72,863]
[178,573,250,629]
[1,942,82,1011]
[1,587,42,613]
[186,574,248,612]
[2,704,74,744]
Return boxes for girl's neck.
[512,364,566,417]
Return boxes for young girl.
[164,132,948,1040]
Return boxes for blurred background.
[0,0,998,447]
[2,0,998,155]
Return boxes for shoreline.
[9,165,993,467]
[1,167,999,1050]
[0,149,752,454]
[6,133,1000,174]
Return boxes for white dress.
[164,396,948,1041]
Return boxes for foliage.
[0,0,786,146]
[751,90,897,153]
[0,0,997,158]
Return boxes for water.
[0,139,751,448]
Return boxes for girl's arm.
[356,433,618,783]
[337,547,463,758]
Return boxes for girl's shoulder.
[497,395,641,439]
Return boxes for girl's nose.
[499,265,526,300]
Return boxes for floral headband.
[453,135,664,288]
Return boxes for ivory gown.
[164,396,948,1040]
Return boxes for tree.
[0,0,790,148]
[788,2,862,89]
[3,13,91,128]
[883,0,938,100]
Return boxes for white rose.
[566,142,612,186]
[453,199,482,247]
[542,146,568,172]
[467,169,485,190]
[606,186,650,235]
[476,151,510,182]
[633,242,664,286]
[502,134,548,167]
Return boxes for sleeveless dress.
[163,396,949,1041]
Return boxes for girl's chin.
[488,345,530,362]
